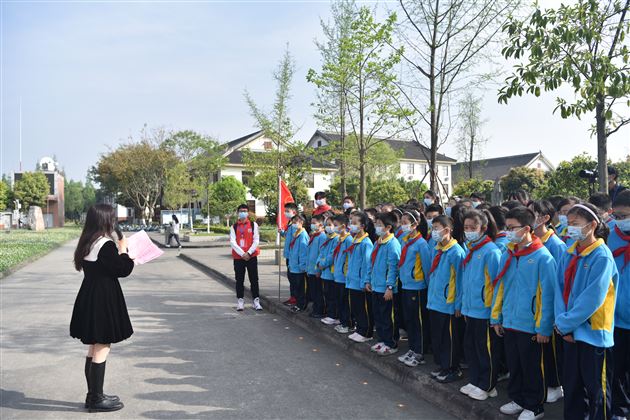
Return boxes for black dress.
[70,237,135,345]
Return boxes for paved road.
[1,241,453,419]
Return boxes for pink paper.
[127,230,164,265]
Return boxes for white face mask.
[400,224,412,233]
[349,224,360,234]
[472,201,481,208]
[465,231,481,242]
[506,227,525,244]
[426,218,433,229]
[423,198,433,206]
[431,228,444,243]
[315,199,325,207]
[343,202,353,210]
[325,226,335,234]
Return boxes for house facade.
[452,151,555,186]
[306,130,458,201]
[220,131,337,216]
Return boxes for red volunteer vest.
[232,220,260,259]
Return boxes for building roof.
[308,130,457,163]
[452,152,543,184]
[222,130,336,170]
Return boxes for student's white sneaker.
[236,298,244,311]
[468,387,497,401]
[397,349,415,363]
[518,409,544,420]
[351,334,372,343]
[546,386,563,403]
[500,401,524,415]
[165,244,171,248]
[320,317,335,325]
[371,342,385,352]
[335,325,350,334]
[376,345,398,356]
[459,383,477,395]
[348,332,359,340]
[253,298,263,311]
[612,416,628,420]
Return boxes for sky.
[1,0,629,182]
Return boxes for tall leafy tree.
[0,179,10,211]
[499,0,630,192]
[13,172,50,210]
[396,0,521,193]
[208,176,247,225]
[500,166,546,198]
[64,180,85,223]
[309,7,410,208]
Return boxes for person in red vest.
[230,204,262,312]
[312,191,332,216]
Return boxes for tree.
[83,180,96,211]
[163,162,197,210]
[456,92,488,180]
[309,7,410,208]
[537,153,598,198]
[500,167,546,198]
[310,0,357,197]
[499,0,630,192]
[396,0,521,194]
[244,47,312,220]
[13,171,49,210]
[367,179,409,206]
[453,178,495,201]
[64,180,85,223]
[208,176,247,225]
[400,179,429,202]
[91,127,177,223]
[0,179,9,211]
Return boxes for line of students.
[278,189,630,420]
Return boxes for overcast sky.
[1,0,629,182]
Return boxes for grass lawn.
[0,227,82,276]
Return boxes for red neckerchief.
[398,232,422,267]
[613,225,630,271]
[562,240,603,308]
[345,233,368,255]
[462,236,492,267]
[290,228,304,249]
[495,232,507,239]
[309,231,322,246]
[395,229,404,238]
[493,238,544,287]
[333,233,350,258]
[371,234,393,266]
[320,234,337,249]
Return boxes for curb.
[179,253,510,420]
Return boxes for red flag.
[278,178,294,230]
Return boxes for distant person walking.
[166,214,182,249]
[70,204,135,413]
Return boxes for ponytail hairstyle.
[391,208,404,224]
[463,208,498,240]
[567,202,609,242]
[450,203,466,243]
[403,209,428,239]
[488,206,508,231]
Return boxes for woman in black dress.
[70,204,134,412]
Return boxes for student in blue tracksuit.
[392,208,406,245]
[610,190,630,419]
[489,206,510,254]
[345,211,374,343]
[490,207,557,419]
[531,199,567,404]
[366,212,402,356]
[287,215,309,312]
[425,204,444,248]
[427,215,466,383]
[396,209,432,367]
[554,203,618,420]
[460,209,502,401]
[589,192,615,227]
[318,215,340,326]
[555,197,580,243]
[306,214,328,318]
[281,203,299,306]
[330,214,354,333]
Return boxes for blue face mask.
[431,228,444,243]
[426,218,433,229]
[349,224,360,234]
[445,207,452,217]
[472,201,481,208]
[375,226,386,237]
[310,223,318,231]
[400,224,412,233]
[424,198,433,206]
[506,228,524,244]
[558,215,568,227]
[343,202,353,210]
[465,231,481,242]
[567,225,588,241]
[238,212,248,219]
[617,219,630,233]
[285,211,293,219]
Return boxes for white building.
[220,130,337,216]
[306,130,458,201]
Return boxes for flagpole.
[277,175,282,301]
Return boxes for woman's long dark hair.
[74,204,117,271]
[172,214,179,224]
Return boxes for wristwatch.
[386,285,393,291]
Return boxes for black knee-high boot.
[84,357,120,408]
[87,361,123,412]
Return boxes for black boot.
[84,357,120,408]
[87,361,124,413]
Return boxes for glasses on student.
[506,225,524,232]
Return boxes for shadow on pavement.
[0,389,83,413]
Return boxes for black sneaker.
[436,369,463,383]
[290,306,302,313]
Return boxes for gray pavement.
[1,240,454,419]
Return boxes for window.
[407,163,415,174]
[317,140,322,147]
[537,162,542,169]
[304,172,315,188]
[440,165,449,177]
[241,171,255,187]
[247,200,256,213]
[263,141,273,150]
